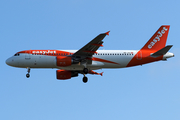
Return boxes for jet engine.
[56,70,78,80]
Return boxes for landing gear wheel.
[83,77,88,83]
[83,68,89,74]
[26,74,30,78]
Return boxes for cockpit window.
[14,53,20,56]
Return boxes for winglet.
[105,31,110,36]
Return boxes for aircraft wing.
[72,31,110,58]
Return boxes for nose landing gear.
[26,67,30,78]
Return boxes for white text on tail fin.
[141,25,170,51]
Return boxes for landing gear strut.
[26,67,30,78]
[82,68,89,83]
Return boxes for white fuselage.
[6,50,137,70]
[6,50,174,71]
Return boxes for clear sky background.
[0,0,180,120]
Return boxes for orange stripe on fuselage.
[126,50,163,67]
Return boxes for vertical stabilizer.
[127,25,170,67]
[141,25,170,51]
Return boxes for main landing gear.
[83,76,88,83]
[26,67,30,78]
[82,68,88,83]
[82,68,103,83]
[83,68,88,74]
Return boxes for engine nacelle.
[56,56,72,67]
[56,70,78,80]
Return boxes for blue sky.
[0,0,180,120]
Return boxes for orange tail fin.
[141,25,170,51]
[127,25,170,67]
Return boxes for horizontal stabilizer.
[151,45,173,58]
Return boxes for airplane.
[6,25,174,83]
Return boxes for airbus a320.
[6,25,174,83]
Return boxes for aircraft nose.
[6,58,13,66]
[6,58,11,65]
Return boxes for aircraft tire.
[83,77,88,83]
[83,68,88,74]
[26,74,30,78]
